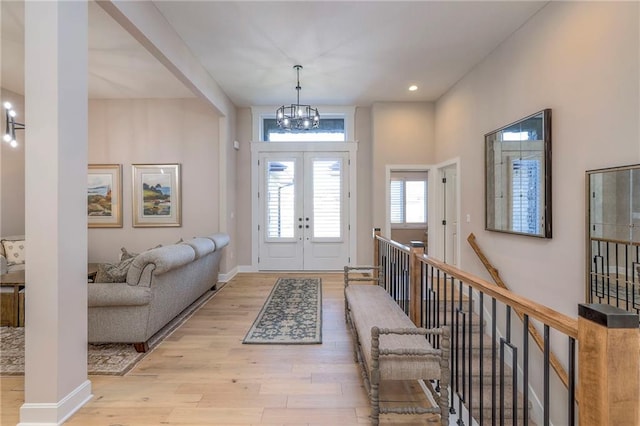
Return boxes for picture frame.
[132,163,181,227]
[88,164,123,228]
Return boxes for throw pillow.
[2,240,25,266]
[120,247,139,261]
[120,244,164,261]
[94,257,136,283]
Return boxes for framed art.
[132,163,181,227]
[88,164,123,228]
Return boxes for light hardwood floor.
[1,273,436,425]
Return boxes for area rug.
[0,286,221,376]
[243,277,322,344]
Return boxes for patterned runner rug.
[0,286,221,376]
[243,277,322,344]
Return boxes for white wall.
[435,1,639,316]
[88,98,222,262]
[371,102,436,232]
[355,106,373,264]
[235,107,253,266]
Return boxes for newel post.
[409,241,425,326]
[578,304,639,426]
[373,228,381,281]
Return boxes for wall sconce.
[3,102,25,148]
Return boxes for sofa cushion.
[95,257,136,283]
[2,240,25,266]
[207,233,230,250]
[182,238,215,259]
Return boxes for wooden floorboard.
[0,272,437,425]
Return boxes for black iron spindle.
[523,314,529,426]
[568,337,576,425]
[544,325,550,426]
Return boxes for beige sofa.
[88,233,229,352]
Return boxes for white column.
[21,1,92,424]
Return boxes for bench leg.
[371,327,380,425]
[370,382,380,426]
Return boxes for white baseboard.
[237,264,258,273]
[218,266,238,282]
[18,379,92,425]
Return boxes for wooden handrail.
[467,233,574,396]
[374,233,578,338]
[590,236,640,247]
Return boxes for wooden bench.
[344,266,450,426]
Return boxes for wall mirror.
[586,164,640,314]
[485,109,552,238]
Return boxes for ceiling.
[1,1,548,107]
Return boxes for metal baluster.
[544,325,550,426]
[467,284,473,426]
[479,292,484,426]
[568,337,576,425]
[523,314,529,426]
[492,298,497,426]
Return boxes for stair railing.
[588,236,640,315]
[467,233,572,397]
[372,228,639,426]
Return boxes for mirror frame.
[484,109,552,238]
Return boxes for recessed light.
[408,85,418,92]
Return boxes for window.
[312,160,342,238]
[266,161,295,238]
[263,118,345,142]
[390,172,427,227]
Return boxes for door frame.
[384,158,460,266]
[384,164,431,241]
[431,158,461,266]
[251,141,358,270]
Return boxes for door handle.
[298,225,303,229]
[305,225,309,229]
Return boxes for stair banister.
[467,232,573,396]
[372,228,640,425]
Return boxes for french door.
[258,151,350,270]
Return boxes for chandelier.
[3,102,25,148]
[276,65,320,130]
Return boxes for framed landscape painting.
[88,164,123,228]
[132,163,181,227]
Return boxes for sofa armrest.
[0,255,7,275]
[125,244,196,287]
[88,282,152,307]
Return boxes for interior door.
[258,152,349,270]
[441,164,458,265]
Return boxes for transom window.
[263,118,345,142]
